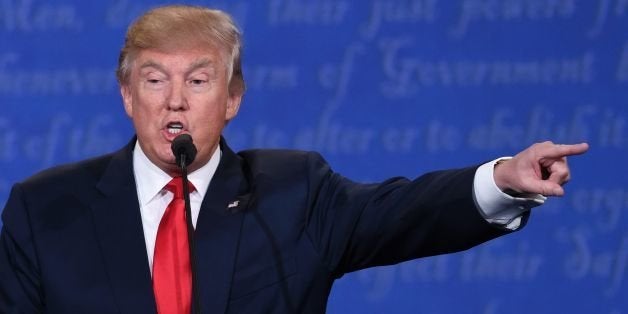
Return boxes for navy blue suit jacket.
[0,138,516,313]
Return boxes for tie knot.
[165,177,196,199]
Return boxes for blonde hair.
[116,5,245,94]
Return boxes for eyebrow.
[139,60,167,74]
[138,58,216,77]
[185,58,215,77]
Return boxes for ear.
[225,91,242,121]
[120,85,133,118]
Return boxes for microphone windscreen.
[171,134,198,166]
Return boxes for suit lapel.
[90,140,157,314]
[194,138,249,314]
[88,138,249,314]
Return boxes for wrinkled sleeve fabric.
[0,184,44,313]
[302,153,519,278]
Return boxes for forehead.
[133,47,225,73]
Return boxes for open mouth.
[166,122,184,134]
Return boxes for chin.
[153,151,177,168]
[159,160,182,176]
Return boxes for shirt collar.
[132,141,221,205]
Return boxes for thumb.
[531,180,565,197]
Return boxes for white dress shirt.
[132,143,542,274]
[473,157,546,229]
[133,142,220,274]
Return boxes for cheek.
[194,93,229,118]
[192,105,227,137]
[196,109,225,129]
[133,92,165,116]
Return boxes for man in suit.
[0,5,588,314]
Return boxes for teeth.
[167,122,183,134]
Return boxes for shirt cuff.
[473,157,547,230]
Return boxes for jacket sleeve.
[0,184,44,313]
[303,152,520,278]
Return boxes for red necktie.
[153,177,195,314]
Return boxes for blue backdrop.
[1,1,626,313]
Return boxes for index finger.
[541,142,589,159]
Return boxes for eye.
[189,79,207,85]
[144,78,166,90]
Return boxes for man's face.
[120,47,241,175]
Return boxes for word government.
[380,39,594,97]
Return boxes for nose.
[167,80,188,111]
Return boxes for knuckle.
[559,170,569,180]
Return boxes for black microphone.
[170,134,201,314]
[171,134,197,169]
